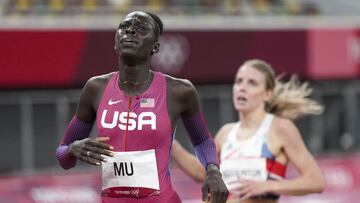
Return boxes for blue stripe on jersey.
[261,143,275,159]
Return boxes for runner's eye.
[134,24,150,33]
[119,22,130,30]
[235,78,242,85]
[248,79,257,86]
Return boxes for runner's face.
[232,65,271,112]
[115,11,158,58]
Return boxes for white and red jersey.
[220,114,286,200]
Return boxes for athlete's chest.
[99,96,160,131]
[97,94,171,150]
[221,133,263,160]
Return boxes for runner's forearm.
[56,116,93,169]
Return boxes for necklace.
[120,72,152,86]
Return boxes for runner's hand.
[68,137,114,166]
[234,179,269,200]
[202,164,228,203]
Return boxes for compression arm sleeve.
[55,116,93,170]
[182,112,219,168]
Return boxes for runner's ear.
[151,42,160,55]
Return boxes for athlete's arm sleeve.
[182,112,219,168]
[56,116,93,169]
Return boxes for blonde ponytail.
[268,75,324,120]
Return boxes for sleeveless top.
[96,71,181,203]
[220,114,286,200]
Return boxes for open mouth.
[237,96,247,102]
[120,38,137,46]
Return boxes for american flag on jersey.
[140,98,155,108]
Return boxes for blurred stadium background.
[1,0,360,202]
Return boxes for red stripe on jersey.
[267,159,286,177]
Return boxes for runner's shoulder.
[82,72,114,95]
[164,74,197,99]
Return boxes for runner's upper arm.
[76,77,99,123]
[214,123,236,156]
[167,76,201,118]
[178,79,200,118]
[276,119,320,177]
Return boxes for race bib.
[101,149,160,198]
[220,157,268,191]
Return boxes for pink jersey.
[97,71,181,203]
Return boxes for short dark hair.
[144,11,163,36]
